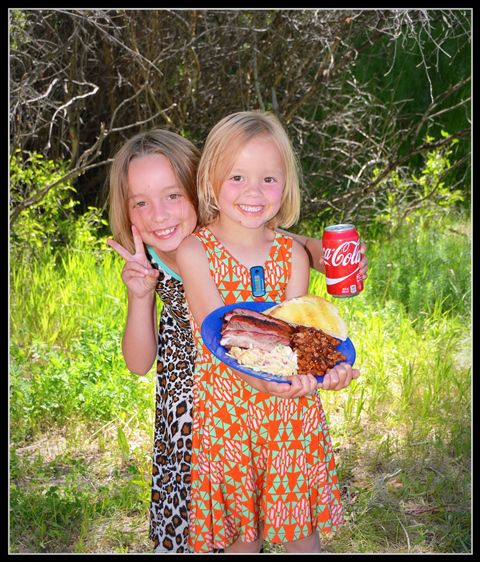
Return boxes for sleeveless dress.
[187,227,344,552]
[146,247,196,553]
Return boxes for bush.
[10,149,108,259]
[374,132,464,232]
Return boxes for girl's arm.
[277,233,361,392]
[286,239,310,299]
[286,237,361,391]
[176,234,224,325]
[277,228,368,279]
[107,226,159,375]
[122,291,158,375]
[278,228,325,274]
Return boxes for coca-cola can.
[322,224,363,298]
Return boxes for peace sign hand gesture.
[107,225,159,298]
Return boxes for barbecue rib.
[220,306,346,376]
[220,310,293,351]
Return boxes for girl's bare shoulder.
[177,233,202,253]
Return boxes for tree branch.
[10,158,113,224]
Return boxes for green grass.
[9,213,471,553]
[10,422,153,553]
[306,213,471,553]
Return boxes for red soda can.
[322,224,363,298]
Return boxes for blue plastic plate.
[201,301,355,384]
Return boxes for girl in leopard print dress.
[106,128,368,553]
[107,130,200,552]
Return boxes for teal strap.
[147,246,182,282]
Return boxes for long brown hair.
[107,129,200,253]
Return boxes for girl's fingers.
[288,375,318,397]
[123,267,158,288]
[319,368,336,390]
[265,381,291,395]
[131,224,147,257]
[309,375,319,392]
[107,227,150,267]
[320,363,360,390]
[287,376,302,394]
[123,262,152,277]
[272,367,357,396]
[107,238,132,261]
[266,375,319,397]
[359,242,368,277]
[327,369,340,389]
[339,370,352,390]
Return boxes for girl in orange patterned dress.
[176,111,360,553]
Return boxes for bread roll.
[265,295,348,340]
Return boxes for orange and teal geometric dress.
[187,227,344,552]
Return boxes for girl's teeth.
[240,205,263,212]
[155,227,176,236]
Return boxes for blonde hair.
[107,129,200,253]
[197,111,301,229]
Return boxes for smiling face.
[127,153,197,257]
[217,134,286,230]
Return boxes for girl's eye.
[168,193,182,200]
[264,177,276,183]
[231,175,243,182]
[134,201,146,208]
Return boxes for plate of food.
[201,295,355,384]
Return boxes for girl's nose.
[151,202,169,222]
[243,178,263,196]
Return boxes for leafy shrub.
[374,132,464,232]
[10,333,154,442]
[10,149,107,259]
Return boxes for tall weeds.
[9,212,471,553]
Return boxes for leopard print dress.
[147,247,196,553]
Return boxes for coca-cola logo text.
[324,241,361,267]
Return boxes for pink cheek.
[129,209,148,228]
[172,201,185,221]
[262,187,281,202]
